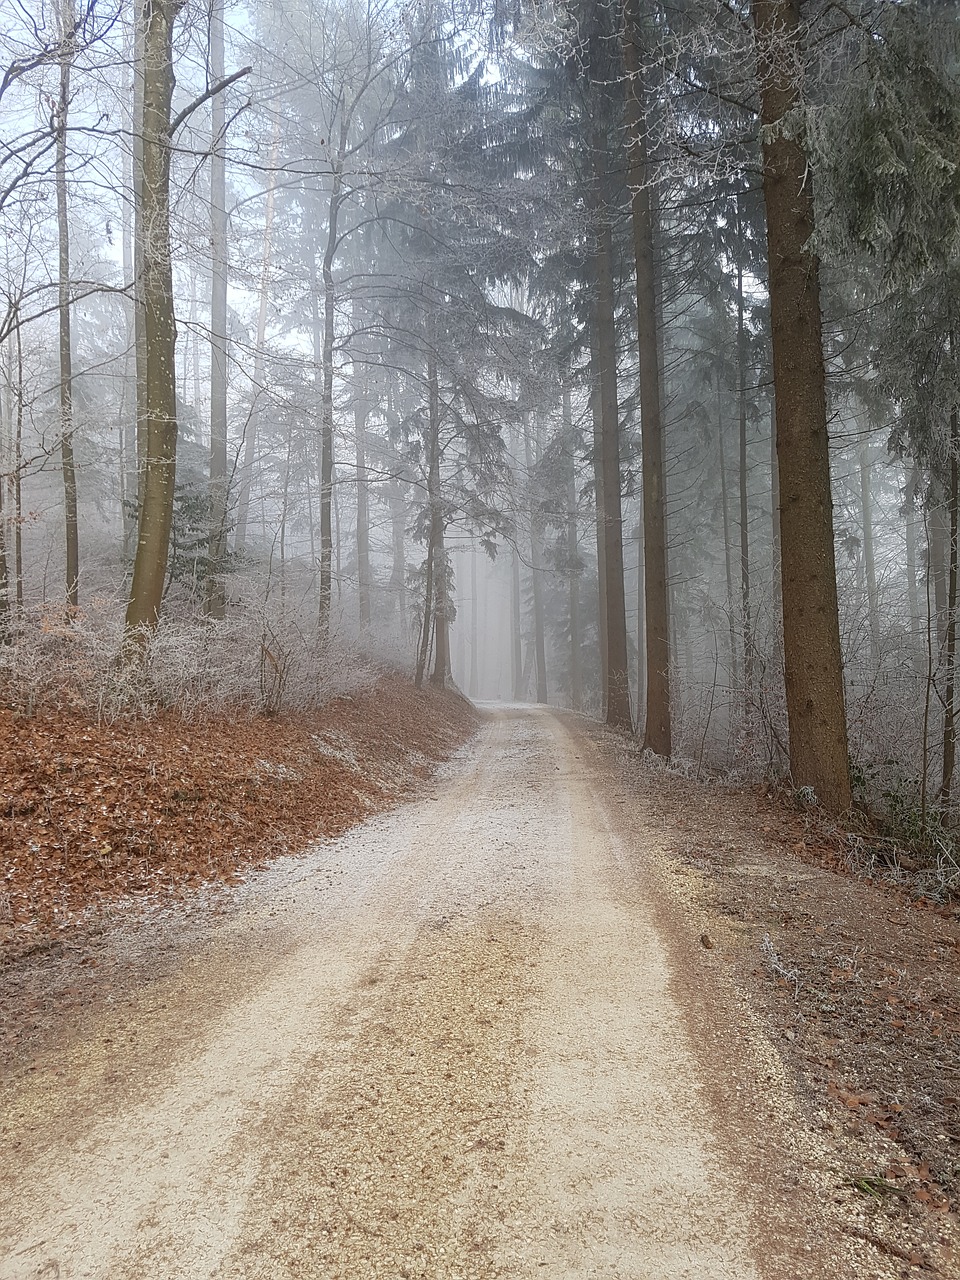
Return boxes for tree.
[124,0,248,637]
[623,0,669,750]
[752,0,851,812]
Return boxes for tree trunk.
[753,0,851,812]
[389,480,407,635]
[523,416,548,704]
[623,0,669,751]
[511,546,523,701]
[56,0,79,612]
[354,380,371,631]
[594,174,632,729]
[120,48,138,560]
[13,327,23,607]
[234,110,280,553]
[469,543,479,698]
[590,327,608,716]
[736,208,753,704]
[563,389,582,711]
[426,349,450,688]
[905,465,924,670]
[205,0,228,619]
[770,394,781,607]
[941,411,959,806]
[718,377,739,689]
[859,440,880,665]
[415,535,434,690]
[124,0,184,637]
[318,124,347,643]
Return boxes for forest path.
[1,707,833,1280]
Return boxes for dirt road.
[2,708,843,1279]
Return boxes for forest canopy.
[1,0,959,834]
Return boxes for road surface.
[1,707,832,1279]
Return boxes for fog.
[2,0,958,824]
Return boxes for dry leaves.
[1,674,479,959]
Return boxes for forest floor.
[0,696,958,1278]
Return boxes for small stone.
[700,933,714,949]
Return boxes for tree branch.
[170,66,252,136]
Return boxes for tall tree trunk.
[753,0,851,812]
[389,480,407,635]
[13,327,23,606]
[415,535,434,690]
[940,411,960,806]
[590,327,608,715]
[469,543,479,698]
[593,155,631,729]
[124,0,184,636]
[523,416,548,704]
[718,377,739,689]
[736,207,753,704]
[132,0,147,509]
[0,349,9,639]
[56,0,79,612]
[233,110,280,553]
[859,440,880,665]
[318,123,347,643]
[770,394,781,607]
[563,389,582,711]
[511,546,523,701]
[205,0,228,619]
[120,46,138,559]
[623,0,669,750]
[354,376,371,631]
[905,465,924,670]
[426,349,450,687]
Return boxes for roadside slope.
[0,672,478,966]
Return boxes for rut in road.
[2,707,817,1279]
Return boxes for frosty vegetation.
[0,0,957,834]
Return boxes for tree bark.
[736,205,753,703]
[469,542,479,698]
[718,376,739,688]
[859,439,880,665]
[56,0,79,612]
[205,0,228,619]
[354,387,371,631]
[905,465,924,670]
[940,411,959,806]
[511,545,523,701]
[563,389,582,711]
[124,0,184,637]
[753,0,851,811]
[318,121,348,643]
[234,109,280,553]
[593,152,632,729]
[426,348,450,688]
[590,326,608,716]
[523,416,548,703]
[623,0,669,751]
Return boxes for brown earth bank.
[592,719,960,1277]
[0,672,479,961]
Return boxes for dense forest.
[1,0,958,834]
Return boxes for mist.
[1,0,957,823]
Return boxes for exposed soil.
[1,702,957,1279]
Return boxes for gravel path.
[1,707,832,1279]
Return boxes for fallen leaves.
[1,674,479,959]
